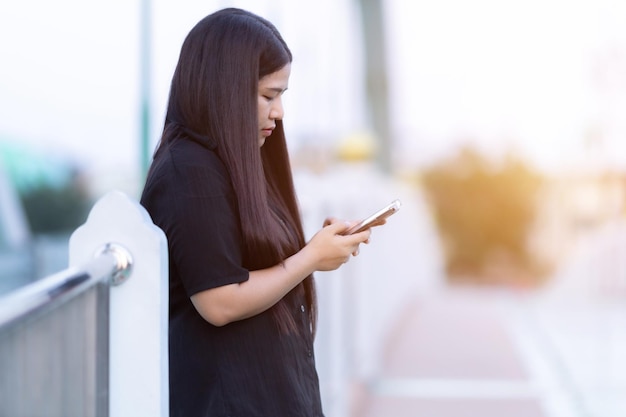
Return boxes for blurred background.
[0,0,625,416]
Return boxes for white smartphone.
[342,199,401,235]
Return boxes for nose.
[269,97,284,120]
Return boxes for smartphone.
[342,199,401,235]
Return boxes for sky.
[386,0,626,172]
[0,0,625,196]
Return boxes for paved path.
[351,287,547,417]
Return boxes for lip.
[261,127,275,137]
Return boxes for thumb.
[325,220,352,235]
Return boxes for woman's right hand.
[304,219,371,271]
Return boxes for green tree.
[20,182,91,234]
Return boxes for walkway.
[351,287,548,417]
[349,283,626,417]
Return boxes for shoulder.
[169,137,225,172]
[142,138,233,204]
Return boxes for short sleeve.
[141,139,249,297]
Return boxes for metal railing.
[0,243,132,330]
[0,244,132,417]
[0,191,169,417]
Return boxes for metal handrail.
[0,243,133,330]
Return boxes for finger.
[349,228,371,243]
[326,220,352,235]
[323,217,339,227]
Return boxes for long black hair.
[155,8,317,335]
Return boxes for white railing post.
[295,165,446,417]
[69,191,169,417]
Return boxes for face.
[257,63,291,147]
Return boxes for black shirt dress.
[140,134,324,417]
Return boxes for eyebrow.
[265,87,288,94]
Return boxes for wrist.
[284,245,316,279]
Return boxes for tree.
[422,147,544,285]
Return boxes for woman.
[141,8,371,416]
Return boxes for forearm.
[191,246,317,326]
[191,221,368,327]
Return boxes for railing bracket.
[96,243,133,286]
